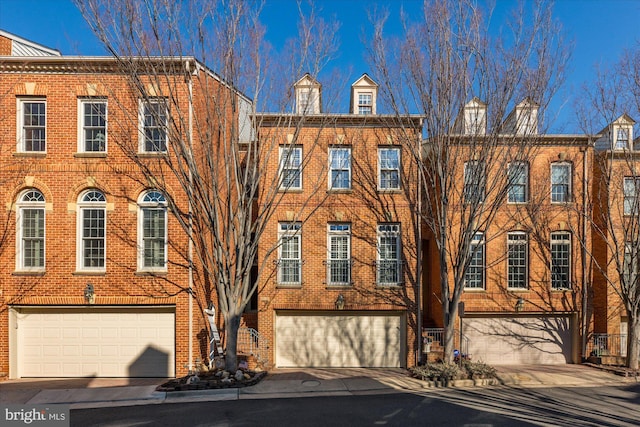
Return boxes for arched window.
[77,189,106,270]
[16,189,45,270]
[138,190,167,270]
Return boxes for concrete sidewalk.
[0,365,635,410]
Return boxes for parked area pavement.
[0,364,636,410]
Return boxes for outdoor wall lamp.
[84,283,95,305]
[515,297,525,312]
[335,294,345,310]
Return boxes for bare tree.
[76,0,340,372]
[368,0,568,362]
[579,46,640,369]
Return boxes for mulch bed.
[157,370,267,392]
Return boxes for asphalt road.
[71,384,640,427]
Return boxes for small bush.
[411,360,497,382]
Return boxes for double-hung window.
[551,162,571,203]
[464,232,485,289]
[77,190,106,271]
[327,224,351,285]
[464,161,486,203]
[624,177,640,215]
[508,162,528,203]
[279,146,302,190]
[79,99,107,152]
[329,147,351,190]
[550,232,571,290]
[16,189,46,271]
[138,190,167,271]
[616,128,630,150]
[18,99,46,152]
[377,224,402,285]
[507,232,528,289]
[378,147,400,190]
[358,93,373,115]
[140,98,168,153]
[624,242,639,287]
[278,222,301,285]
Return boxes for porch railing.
[586,333,628,357]
[237,327,270,366]
[422,327,470,358]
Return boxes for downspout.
[416,125,423,365]
[186,60,195,372]
[581,141,589,361]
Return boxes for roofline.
[0,29,61,56]
[256,113,423,128]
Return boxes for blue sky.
[1,0,640,132]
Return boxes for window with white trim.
[138,190,167,271]
[329,147,351,190]
[551,162,571,203]
[623,177,640,215]
[508,162,528,203]
[464,161,485,203]
[377,224,402,285]
[18,99,46,152]
[624,242,639,288]
[16,189,45,270]
[279,146,302,190]
[464,232,485,289]
[551,232,571,289]
[616,127,630,150]
[378,147,400,190]
[79,99,107,152]
[327,224,351,285]
[358,93,373,115]
[507,232,528,289]
[77,190,106,271]
[140,98,167,153]
[278,222,301,285]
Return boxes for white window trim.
[378,147,401,190]
[138,98,168,153]
[615,126,631,150]
[137,190,168,272]
[377,223,402,285]
[551,162,572,203]
[464,161,486,204]
[327,223,351,285]
[17,98,47,153]
[623,177,640,216]
[328,147,352,190]
[77,98,108,153]
[358,92,373,115]
[464,232,485,290]
[279,146,303,191]
[550,231,571,290]
[507,232,528,290]
[278,222,302,285]
[15,189,46,272]
[507,162,529,203]
[76,190,107,272]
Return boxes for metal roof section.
[0,29,61,56]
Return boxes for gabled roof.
[294,73,321,87]
[0,29,61,56]
[597,113,636,136]
[351,73,378,88]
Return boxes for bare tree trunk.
[224,312,241,372]
[627,315,640,370]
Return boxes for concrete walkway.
[0,365,636,410]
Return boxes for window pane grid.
[508,233,527,289]
[379,148,400,189]
[624,177,639,215]
[280,147,302,189]
[377,224,401,284]
[142,208,166,268]
[22,101,46,152]
[278,223,301,284]
[465,233,484,289]
[329,148,351,189]
[143,100,167,152]
[82,208,105,268]
[22,208,45,268]
[508,163,528,203]
[551,164,570,203]
[328,225,351,285]
[551,232,571,289]
[83,102,106,152]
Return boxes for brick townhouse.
[255,74,423,368]
[423,99,592,364]
[0,30,250,379]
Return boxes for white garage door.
[14,307,175,378]
[464,315,573,365]
[275,313,403,368]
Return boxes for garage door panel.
[16,308,175,377]
[465,316,572,365]
[276,313,402,368]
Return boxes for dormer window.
[616,127,630,150]
[358,93,373,115]
[294,74,321,114]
